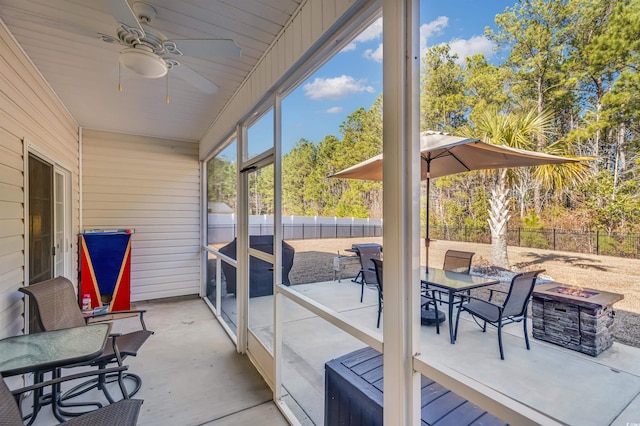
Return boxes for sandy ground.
[286,237,640,347]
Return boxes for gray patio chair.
[371,259,384,328]
[219,236,295,297]
[454,270,544,360]
[422,250,475,333]
[1,372,142,426]
[442,250,475,273]
[18,277,153,407]
[353,243,382,303]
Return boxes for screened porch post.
[273,93,284,401]
[382,0,421,424]
[236,123,249,354]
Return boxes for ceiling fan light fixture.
[119,47,167,78]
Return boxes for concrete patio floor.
[18,279,640,425]
[20,296,287,426]
[224,279,640,425]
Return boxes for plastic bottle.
[82,294,91,311]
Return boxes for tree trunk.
[534,76,545,214]
[594,100,602,172]
[619,122,626,173]
[593,76,604,172]
[613,122,626,197]
[489,169,511,268]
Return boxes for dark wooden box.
[325,347,507,426]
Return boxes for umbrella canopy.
[329,131,580,267]
[330,131,577,181]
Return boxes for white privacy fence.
[208,214,383,244]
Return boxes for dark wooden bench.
[325,347,507,426]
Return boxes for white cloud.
[420,16,449,56]
[341,42,357,52]
[363,43,383,63]
[421,16,449,39]
[341,17,382,54]
[447,35,496,64]
[342,14,495,68]
[417,15,495,66]
[354,17,383,43]
[304,75,374,101]
[325,106,343,114]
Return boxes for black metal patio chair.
[1,372,142,426]
[371,259,384,328]
[422,250,475,333]
[442,250,475,274]
[353,243,382,303]
[18,277,153,408]
[454,270,544,360]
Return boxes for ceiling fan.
[98,0,241,94]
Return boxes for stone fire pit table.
[532,283,623,356]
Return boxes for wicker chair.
[1,372,142,426]
[454,270,544,360]
[18,277,153,406]
[371,259,384,328]
[353,244,382,303]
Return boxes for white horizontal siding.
[200,0,360,157]
[0,21,79,338]
[81,130,201,302]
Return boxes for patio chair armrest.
[488,288,508,301]
[460,294,502,310]
[88,309,147,318]
[87,309,149,331]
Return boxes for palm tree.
[469,109,590,268]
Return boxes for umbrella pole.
[425,160,430,268]
[425,178,430,267]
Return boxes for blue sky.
[254,1,516,154]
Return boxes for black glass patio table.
[0,323,112,423]
[421,267,499,344]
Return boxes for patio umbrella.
[329,131,579,266]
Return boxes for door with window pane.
[29,154,53,285]
[28,154,53,333]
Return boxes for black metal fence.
[209,222,638,258]
[429,226,640,259]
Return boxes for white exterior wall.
[0,21,79,338]
[81,130,200,301]
[199,0,357,158]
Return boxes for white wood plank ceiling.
[0,0,303,141]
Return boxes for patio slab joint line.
[196,398,275,425]
[610,389,640,425]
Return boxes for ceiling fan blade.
[170,64,219,94]
[102,0,145,37]
[0,6,103,40]
[166,39,241,58]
